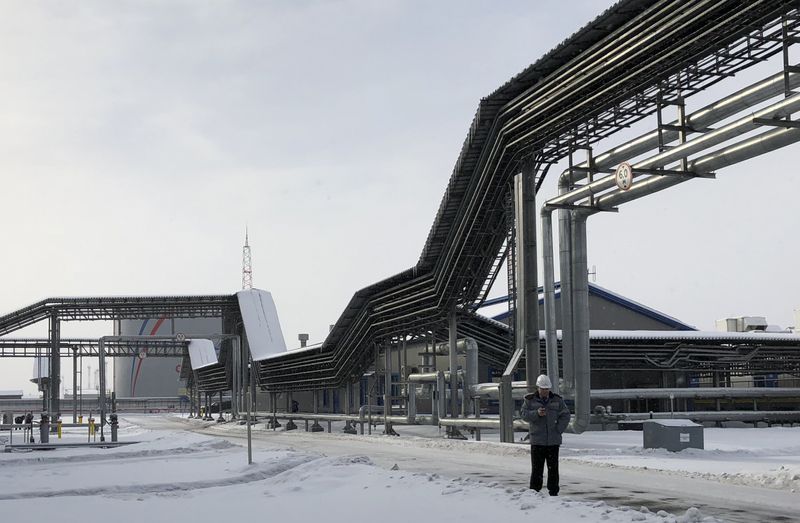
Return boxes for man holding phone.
[520,374,571,495]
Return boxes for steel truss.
[0,295,239,336]
[0,338,188,358]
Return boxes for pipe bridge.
[259,0,800,392]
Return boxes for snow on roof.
[586,329,800,342]
[0,390,23,397]
[187,339,218,369]
[643,419,702,427]
[236,289,287,361]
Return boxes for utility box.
[643,419,703,452]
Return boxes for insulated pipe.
[592,387,800,400]
[407,371,459,383]
[569,212,590,434]
[595,126,800,211]
[557,203,575,394]
[470,384,800,401]
[358,404,383,419]
[464,339,479,394]
[559,70,800,186]
[439,417,530,431]
[540,211,560,395]
[550,91,800,206]
[432,338,475,355]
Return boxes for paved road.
[133,415,799,523]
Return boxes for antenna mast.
[242,228,253,290]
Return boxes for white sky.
[1,1,799,395]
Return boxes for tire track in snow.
[0,453,316,500]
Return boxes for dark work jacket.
[520,391,571,446]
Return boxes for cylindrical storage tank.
[114,317,222,397]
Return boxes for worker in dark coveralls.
[520,374,571,495]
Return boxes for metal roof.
[487,282,696,331]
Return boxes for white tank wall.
[113,317,222,397]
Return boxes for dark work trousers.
[530,444,560,495]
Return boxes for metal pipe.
[595,126,800,210]
[471,383,800,401]
[439,417,529,430]
[557,202,574,394]
[569,212,590,434]
[550,91,800,207]
[407,371,458,383]
[559,70,800,187]
[541,211,560,395]
[592,387,800,400]
[432,338,475,355]
[616,411,800,423]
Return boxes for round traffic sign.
[615,162,634,191]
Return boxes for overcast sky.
[2,1,798,395]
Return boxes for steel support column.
[514,168,540,392]
[448,309,458,418]
[541,211,560,394]
[570,212,591,433]
[72,347,78,423]
[48,312,61,421]
[558,203,575,394]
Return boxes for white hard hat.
[536,374,552,388]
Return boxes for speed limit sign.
[615,162,634,191]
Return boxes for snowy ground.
[560,427,800,493]
[0,415,798,522]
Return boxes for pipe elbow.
[566,414,590,434]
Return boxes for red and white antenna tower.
[242,227,253,290]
